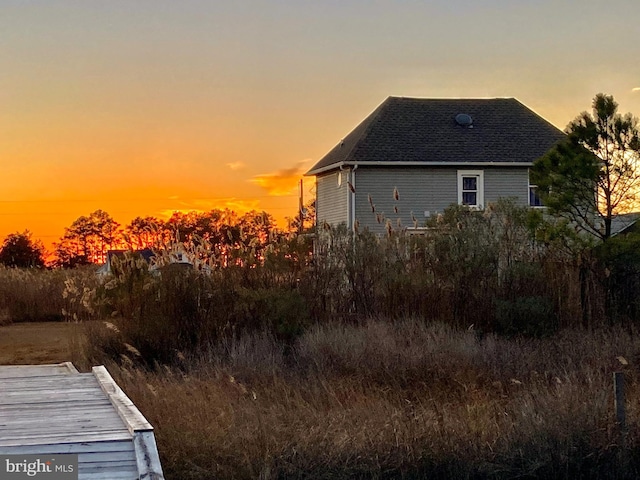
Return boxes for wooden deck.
[0,363,163,480]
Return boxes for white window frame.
[457,170,484,209]
[528,184,545,208]
[528,170,545,208]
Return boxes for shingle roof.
[611,213,640,236]
[306,97,565,175]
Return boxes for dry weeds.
[91,319,640,479]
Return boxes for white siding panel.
[316,171,349,226]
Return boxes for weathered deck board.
[0,377,102,392]
[0,430,134,447]
[0,439,137,454]
[2,446,136,463]
[0,363,164,479]
[0,406,118,421]
[0,362,77,378]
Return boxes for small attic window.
[455,113,473,127]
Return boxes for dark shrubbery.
[4,200,639,367]
[307,200,586,333]
[75,199,640,366]
[596,233,640,323]
[494,295,556,337]
[87,238,313,366]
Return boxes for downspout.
[338,164,358,232]
[339,165,349,230]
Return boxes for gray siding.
[355,167,455,233]
[353,166,530,234]
[484,168,529,206]
[316,171,349,226]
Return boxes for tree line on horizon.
[1,92,639,271]
[0,202,316,268]
[0,93,639,342]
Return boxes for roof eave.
[305,160,534,176]
[305,162,347,176]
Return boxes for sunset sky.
[1,0,639,249]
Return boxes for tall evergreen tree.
[531,93,640,241]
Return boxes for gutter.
[306,160,533,176]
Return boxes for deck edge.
[92,365,153,434]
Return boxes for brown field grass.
[0,321,83,364]
[4,319,640,479]
[80,318,640,480]
[0,203,638,478]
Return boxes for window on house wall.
[529,185,544,207]
[457,170,484,208]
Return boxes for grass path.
[0,322,81,364]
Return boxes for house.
[305,97,566,233]
[611,213,640,237]
[97,248,156,276]
[97,248,195,277]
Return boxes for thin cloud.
[632,87,640,92]
[226,161,246,171]
[251,161,310,196]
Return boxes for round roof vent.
[455,113,473,126]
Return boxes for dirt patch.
[0,322,84,365]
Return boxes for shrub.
[595,233,640,323]
[494,295,556,337]
[303,200,590,331]
[91,248,311,366]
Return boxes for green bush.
[494,295,557,337]
[236,287,309,343]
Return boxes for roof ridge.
[388,96,516,101]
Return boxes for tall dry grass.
[307,201,594,333]
[4,200,639,477]
[80,318,640,479]
[0,265,100,324]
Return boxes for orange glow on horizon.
[2,2,638,257]
[0,175,316,253]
